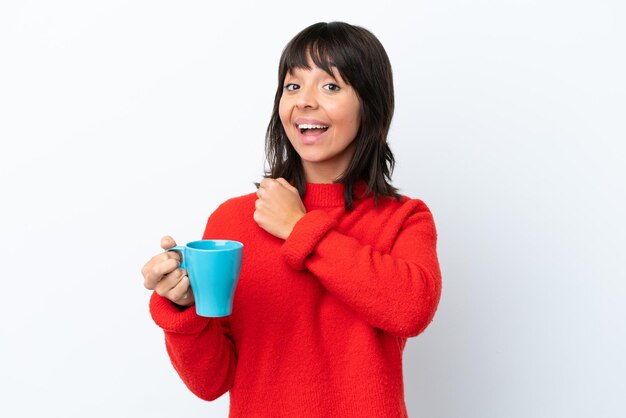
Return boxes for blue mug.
[168,240,243,317]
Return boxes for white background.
[1,1,624,417]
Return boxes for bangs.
[279,24,351,83]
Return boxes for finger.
[145,257,180,289]
[153,250,181,265]
[142,251,178,281]
[259,177,277,190]
[253,204,266,226]
[252,206,261,224]
[161,235,177,250]
[170,275,194,306]
[275,177,292,189]
[154,267,186,296]
[165,248,182,264]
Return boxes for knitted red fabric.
[150,182,441,417]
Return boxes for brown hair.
[265,21,401,209]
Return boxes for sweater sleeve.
[149,293,237,401]
[281,201,441,338]
[148,201,241,401]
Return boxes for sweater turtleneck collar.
[302,181,369,208]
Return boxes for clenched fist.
[254,178,306,240]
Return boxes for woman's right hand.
[141,235,195,307]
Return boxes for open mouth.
[297,123,329,135]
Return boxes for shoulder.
[374,193,437,237]
[214,192,257,214]
[203,192,257,238]
[354,191,437,229]
[397,195,438,238]
[400,195,435,220]
[372,192,435,221]
[348,192,437,250]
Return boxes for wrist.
[284,213,305,240]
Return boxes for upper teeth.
[298,124,328,129]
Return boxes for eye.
[284,83,300,91]
[323,83,341,92]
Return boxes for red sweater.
[150,182,441,417]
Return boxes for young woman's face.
[279,61,361,183]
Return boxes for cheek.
[348,102,361,136]
[278,98,290,128]
[345,110,360,130]
[333,105,361,136]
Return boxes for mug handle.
[166,245,186,270]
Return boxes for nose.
[296,85,318,109]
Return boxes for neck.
[302,162,342,184]
[300,143,356,183]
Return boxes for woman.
[142,21,441,417]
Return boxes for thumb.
[160,235,177,250]
[276,177,295,190]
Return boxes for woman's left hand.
[254,178,306,240]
